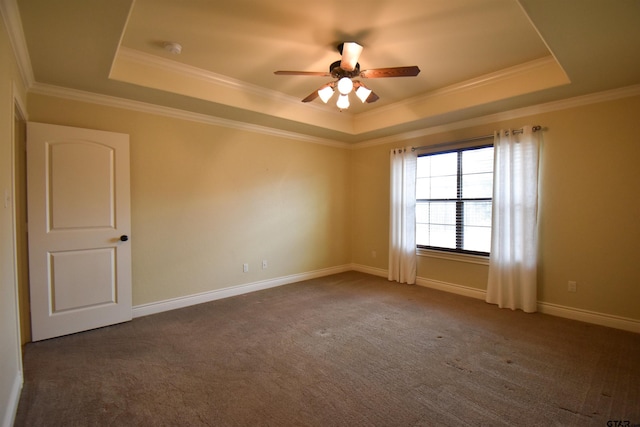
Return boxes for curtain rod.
[412,125,542,152]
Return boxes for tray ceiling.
[13,0,640,143]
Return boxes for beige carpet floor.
[14,271,640,426]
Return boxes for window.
[416,144,494,256]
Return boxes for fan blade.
[274,71,331,77]
[301,91,319,103]
[301,83,333,103]
[340,42,363,72]
[366,92,380,103]
[360,66,420,78]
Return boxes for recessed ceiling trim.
[416,56,565,98]
[115,47,317,107]
[110,47,354,134]
[353,56,570,134]
[110,48,569,138]
[515,0,569,85]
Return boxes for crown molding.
[29,82,350,149]
[28,81,640,152]
[355,56,563,124]
[115,49,566,136]
[12,80,27,119]
[111,46,353,134]
[116,47,319,110]
[352,83,640,149]
[0,0,34,88]
[29,83,640,150]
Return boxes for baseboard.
[352,264,640,333]
[2,371,22,427]
[417,276,640,333]
[351,264,487,300]
[132,263,639,334]
[350,263,388,278]
[416,277,487,300]
[132,264,352,318]
[537,302,640,334]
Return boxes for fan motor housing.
[330,60,361,79]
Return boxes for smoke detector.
[164,42,182,55]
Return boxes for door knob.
[120,235,129,242]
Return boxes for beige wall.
[27,94,352,305]
[352,94,640,321]
[0,11,26,426]
[25,91,640,322]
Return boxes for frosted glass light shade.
[356,86,372,103]
[336,94,350,109]
[337,77,353,95]
[318,86,334,103]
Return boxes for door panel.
[27,122,132,341]
[50,142,115,229]
[50,248,116,312]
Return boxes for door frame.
[12,86,30,346]
[11,82,27,368]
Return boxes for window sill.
[416,248,490,266]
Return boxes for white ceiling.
[12,0,640,143]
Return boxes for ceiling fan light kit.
[274,42,420,110]
[355,85,372,103]
[336,94,350,109]
[318,85,335,103]
[337,77,354,95]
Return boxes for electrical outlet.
[243,263,249,273]
[262,260,268,269]
[371,250,377,258]
[568,281,577,292]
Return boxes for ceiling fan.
[274,42,420,110]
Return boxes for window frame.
[416,143,494,257]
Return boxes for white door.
[27,122,132,341]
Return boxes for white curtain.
[389,147,417,284]
[486,126,541,312]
